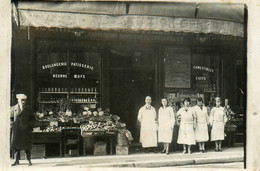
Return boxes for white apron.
[177,107,196,145]
[137,105,157,148]
[210,107,227,141]
[158,106,175,143]
[193,105,209,142]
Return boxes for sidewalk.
[9,147,244,169]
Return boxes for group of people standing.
[137,96,228,154]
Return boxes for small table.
[32,132,63,157]
[82,133,116,156]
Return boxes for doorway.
[109,51,156,142]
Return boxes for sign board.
[165,48,191,88]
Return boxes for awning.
[13,2,244,37]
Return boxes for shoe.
[166,151,169,155]
[215,148,219,152]
[11,161,19,166]
[182,150,187,154]
[188,151,192,154]
[28,161,32,166]
[218,148,222,151]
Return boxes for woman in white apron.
[210,97,228,151]
[177,98,196,154]
[193,98,209,153]
[158,98,175,154]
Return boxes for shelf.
[39,101,98,104]
[39,92,99,94]
[70,92,99,94]
[39,102,58,104]
[72,102,99,104]
[39,92,68,94]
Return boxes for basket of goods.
[80,121,105,137]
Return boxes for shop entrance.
[109,48,156,142]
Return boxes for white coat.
[158,106,175,143]
[137,105,158,148]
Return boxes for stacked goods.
[116,129,133,155]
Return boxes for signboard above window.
[164,48,191,88]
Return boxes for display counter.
[32,132,63,157]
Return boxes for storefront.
[11,2,246,156]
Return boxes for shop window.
[36,41,101,114]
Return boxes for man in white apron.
[137,96,158,153]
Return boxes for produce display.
[34,104,126,133]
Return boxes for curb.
[194,156,244,165]
[84,155,243,167]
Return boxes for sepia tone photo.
[1,1,251,170]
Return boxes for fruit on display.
[82,111,88,116]
[87,111,92,116]
[42,125,61,132]
[98,111,104,116]
[93,111,98,116]
[35,104,126,134]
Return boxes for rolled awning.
[12,2,244,37]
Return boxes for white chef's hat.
[16,94,27,100]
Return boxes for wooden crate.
[20,144,45,159]
[116,145,129,155]
[94,142,107,156]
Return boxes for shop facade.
[11,2,246,156]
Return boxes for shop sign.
[52,74,86,79]
[196,77,206,80]
[193,66,214,72]
[42,62,94,70]
[16,8,244,37]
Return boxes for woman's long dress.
[210,107,227,141]
[177,107,196,145]
[193,105,209,142]
[137,105,158,148]
[158,106,175,143]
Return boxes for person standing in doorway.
[210,97,228,152]
[193,98,209,153]
[137,96,158,153]
[10,94,35,166]
[158,98,175,154]
[177,98,196,154]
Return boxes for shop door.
[109,69,155,142]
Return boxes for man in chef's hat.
[10,93,35,166]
